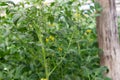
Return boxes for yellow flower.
[46,36,55,42]
[48,23,56,27]
[86,29,92,33]
[49,36,55,41]
[74,13,80,17]
[46,38,49,42]
[58,47,62,51]
[41,78,48,80]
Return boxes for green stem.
[33,21,49,80]
[40,39,49,79]
[48,31,74,76]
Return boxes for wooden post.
[96,0,120,80]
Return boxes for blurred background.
[1,0,120,16]
[11,0,120,16]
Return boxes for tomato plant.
[0,0,109,80]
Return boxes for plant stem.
[48,31,74,76]
[33,21,49,80]
[40,40,49,80]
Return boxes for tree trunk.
[95,0,120,80]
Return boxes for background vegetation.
[0,0,118,80]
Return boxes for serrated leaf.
[13,14,21,25]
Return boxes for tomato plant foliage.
[0,0,109,80]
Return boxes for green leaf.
[14,65,24,79]
[104,77,112,80]
[48,15,54,24]
[94,2,102,12]
[13,14,21,25]
[0,2,8,6]
[6,1,15,6]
